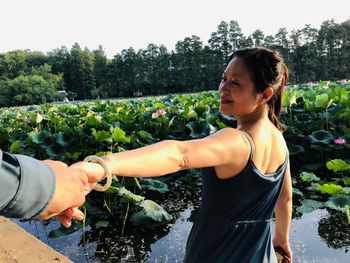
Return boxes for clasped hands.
[35,159,108,228]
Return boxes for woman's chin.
[219,107,233,116]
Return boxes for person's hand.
[35,160,90,227]
[273,235,292,262]
[58,161,107,227]
[70,161,107,192]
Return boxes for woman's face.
[218,57,260,117]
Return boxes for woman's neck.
[236,105,270,131]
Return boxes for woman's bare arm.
[75,128,248,180]
[273,157,293,261]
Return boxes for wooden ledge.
[0,216,73,263]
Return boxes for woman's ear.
[259,87,274,104]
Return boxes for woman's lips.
[220,98,233,104]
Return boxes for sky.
[1,0,349,58]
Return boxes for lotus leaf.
[325,194,350,211]
[118,187,145,203]
[95,220,110,228]
[10,140,23,153]
[317,183,346,195]
[186,120,210,138]
[308,130,334,144]
[315,94,332,109]
[131,200,173,226]
[140,179,169,193]
[300,172,320,182]
[299,199,323,213]
[326,159,350,172]
[110,127,131,143]
[91,128,112,144]
[138,200,172,221]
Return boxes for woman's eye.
[232,81,240,86]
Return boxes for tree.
[68,43,96,99]
[92,45,109,98]
[0,75,59,107]
[251,29,265,47]
[138,44,171,95]
[208,21,231,62]
[228,20,245,51]
[47,46,71,90]
[173,35,204,92]
[1,50,27,79]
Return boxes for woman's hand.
[273,235,292,262]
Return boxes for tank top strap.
[240,131,255,161]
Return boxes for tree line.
[0,18,349,107]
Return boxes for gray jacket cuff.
[3,155,56,219]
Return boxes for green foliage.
[317,184,347,195]
[140,179,169,194]
[326,159,350,172]
[308,130,334,144]
[131,200,173,226]
[95,220,110,228]
[325,194,350,212]
[300,172,320,182]
[117,187,145,203]
[0,81,349,227]
[299,199,324,213]
[0,75,60,106]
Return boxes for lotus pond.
[1,80,350,262]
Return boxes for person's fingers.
[70,208,85,221]
[63,207,85,221]
[56,214,72,228]
[63,208,75,217]
[55,208,84,228]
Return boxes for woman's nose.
[218,81,225,91]
[218,82,228,92]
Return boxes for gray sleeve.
[0,149,56,219]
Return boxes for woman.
[75,47,293,263]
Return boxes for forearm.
[102,140,186,177]
[0,150,55,219]
[274,198,292,243]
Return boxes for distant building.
[57,90,69,102]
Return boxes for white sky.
[0,0,349,58]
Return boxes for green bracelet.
[83,155,112,192]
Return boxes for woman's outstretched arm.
[73,128,248,180]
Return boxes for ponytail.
[268,91,285,132]
[267,63,288,132]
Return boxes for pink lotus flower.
[340,79,347,85]
[334,137,346,145]
[155,109,167,116]
[307,82,315,87]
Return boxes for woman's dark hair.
[229,47,289,132]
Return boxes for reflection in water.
[14,176,350,262]
[145,209,193,263]
[289,209,349,263]
[318,210,350,250]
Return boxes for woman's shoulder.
[213,127,249,145]
[215,127,246,137]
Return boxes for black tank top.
[184,132,288,263]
